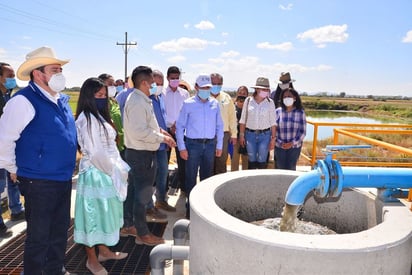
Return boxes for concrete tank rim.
[190,169,412,251]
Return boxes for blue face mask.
[95,98,108,112]
[198,89,211,100]
[116,85,123,92]
[210,85,222,95]
[149,83,157,95]
[4,78,17,90]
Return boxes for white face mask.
[48,73,66,92]
[108,86,117,97]
[279,83,289,90]
[155,85,163,96]
[283,97,294,107]
[258,90,269,99]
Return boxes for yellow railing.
[301,119,412,208]
[301,120,412,167]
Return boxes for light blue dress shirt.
[176,95,224,151]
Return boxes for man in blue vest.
[0,47,77,274]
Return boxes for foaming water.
[252,204,336,234]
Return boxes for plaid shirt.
[275,107,306,148]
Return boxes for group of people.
[0,46,306,274]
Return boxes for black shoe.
[10,211,25,221]
[0,223,12,238]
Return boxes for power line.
[117,32,137,81]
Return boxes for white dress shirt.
[163,86,189,128]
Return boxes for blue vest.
[14,82,77,181]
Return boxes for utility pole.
[116,32,137,81]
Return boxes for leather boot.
[257,162,267,169]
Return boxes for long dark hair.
[279,88,304,110]
[75,77,111,140]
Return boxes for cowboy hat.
[251,77,270,89]
[17,46,69,81]
[278,72,295,84]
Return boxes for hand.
[164,136,176,148]
[239,136,245,147]
[269,139,275,150]
[230,137,237,145]
[180,149,188,160]
[10,173,17,183]
[170,124,176,135]
[161,128,173,138]
[281,142,293,150]
[215,149,222,157]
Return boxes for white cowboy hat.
[17,46,69,81]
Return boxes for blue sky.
[1,0,412,96]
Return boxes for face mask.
[149,83,157,95]
[155,85,163,96]
[116,85,124,93]
[108,86,117,97]
[283,97,294,107]
[279,83,290,90]
[48,73,66,92]
[198,89,211,100]
[258,90,269,99]
[211,85,222,95]
[95,98,108,112]
[4,78,17,90]
[169,79,180,88]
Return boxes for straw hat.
[17,46,69,81]
[251,77,270,89]
[179,80,191,91]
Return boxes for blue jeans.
[184,138,216,197]
[245,130,271,163]
[124,149,156,236]
[0,169,24,224]
[17,177,72,275]
[146,149,168,209]
[275,146,302,170]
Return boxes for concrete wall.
[189,169,412,275]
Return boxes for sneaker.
[0,223,12,238]
[155,201,176,212]
[120,226,137,237]
[146,208,168,223]
[135,233,165,246]
[10,211,25,221]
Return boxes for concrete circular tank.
[189,169,412,275]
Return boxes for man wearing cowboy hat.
[0,46,77,274]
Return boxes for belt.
[246,128,270,134]
[186,138,215,144]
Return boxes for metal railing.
[301,120,412,168]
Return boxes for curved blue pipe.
[285,166,412,206]
[284,169,322,206]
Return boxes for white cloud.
[183,23,190,29]
[220,50,240,58]
[402,30,412,43]
[297,24,349,46]
[256,41,293,51]
[195,20,215,30]
[0,48,6,57]
[279,3,293,10]
[152,37,221,52]
[167,55,186,63]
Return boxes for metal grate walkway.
[0,220,167,275]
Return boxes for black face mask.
[95,98,108,112]
[236,96,247,102]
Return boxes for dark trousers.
[124,149,157,236]
[167,129,186,192]
[214,131,230,174]
[18,177,72,275]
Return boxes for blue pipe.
[285,165,412,206]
